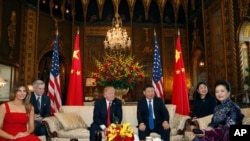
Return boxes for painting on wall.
[0,64,15,101]
[0,0,21,63]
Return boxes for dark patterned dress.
[193,98,244,141]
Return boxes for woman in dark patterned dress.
[192,80,244,141]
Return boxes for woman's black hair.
[214,79,231,92]
[194,81,211,99]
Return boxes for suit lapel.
[40,95,44,111]
[101,99,108,117]
[143,98,149,114]
[31,93,38,109]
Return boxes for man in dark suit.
[137,84,170,141]
[30,80,51,136]
[89,86,122,141]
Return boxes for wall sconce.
[86,78,96,87]
[199,60,205,67]
[42,0,46,4]
[0,76,6,88]
[85,78,96,101]
[28,84,34,92]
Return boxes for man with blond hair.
[89,86,122,141]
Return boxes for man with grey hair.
[30,80,51,136]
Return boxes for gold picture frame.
[0,64,15,101]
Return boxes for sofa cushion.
[57,128,89,139]
[55,112,87,130]
[60,106,94,127]
[122,106,137,127]
[195,114,213,129]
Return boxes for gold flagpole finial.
[55,29,59,36]
[154,28,156,36]
[178,29,180,35]
[77,26,80,34]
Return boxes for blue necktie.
[148,100,154,129]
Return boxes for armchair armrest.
[170,113,191,135]
[243,117,250,125]
[42,116,62,138]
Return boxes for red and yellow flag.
[171,31,190,115]
[66,30,84,105]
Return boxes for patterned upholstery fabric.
[54,112,87,130]
[56,128,89,138]
[242,108,250,125]
[166,104,176,126]
[42,116,63,133]
[195,114,213,129]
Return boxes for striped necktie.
[37,96,41,111]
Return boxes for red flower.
[90,54,146,89]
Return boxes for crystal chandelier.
[103,13,131,53]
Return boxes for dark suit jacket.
[92,98,122,126]
[30,93,51,118]
[137,97,169,128]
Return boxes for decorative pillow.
[54,112,87,130]
[196,114,213,129]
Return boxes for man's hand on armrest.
[162,121,170,130]
[138,123,146,131]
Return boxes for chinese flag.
[66,30,84,105]
[171,31,190,115]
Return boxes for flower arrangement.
[106,123,134,141]
[90,53,146,89]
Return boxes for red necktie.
[107,102,111,126]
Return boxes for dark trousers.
[34,120,47,136]
[89,123,102,141]
[138,125,170,141]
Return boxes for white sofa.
[42,104,191,141]
[38,135,46,141]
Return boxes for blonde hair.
[103,86,115,93]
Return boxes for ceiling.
[24,0,193,26]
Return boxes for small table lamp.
[85,78,96,101]
[0,76,6,88]
[28,84,34,92]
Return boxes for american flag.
[152,30,164,100]
[48,32,62,115]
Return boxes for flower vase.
[115,88,129,104]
